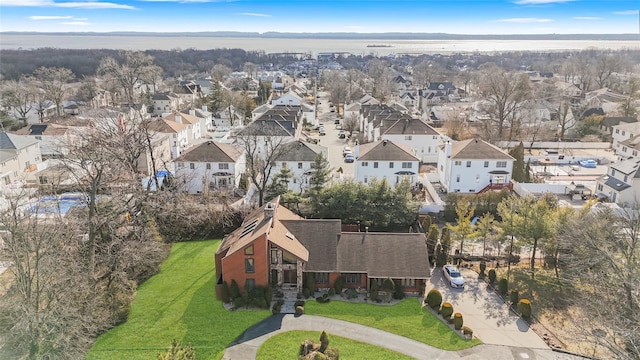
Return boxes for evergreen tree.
[509,142,526,182]
[265,165,293,200]
[309,152,332,195]
[525,159,532,183]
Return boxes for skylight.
[285,232,296,240]
[239,219,259,238]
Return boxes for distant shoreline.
[1,31,639,41]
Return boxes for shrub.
[319,331,329,353]
[440,302,454,319]
[461,326,473,337]
[453,312,463,330]
[324,347,339,359]
[479,262,487,277]
[220,281,231,303]
[295,306,305,316]
[333,276,344,294]
[344,288,358,299]
[328,287,335,296]
[233,296,245,309]
[393,284,405,299]
[305,273,316,293]
[303,287,313,299]
[265,286,273,305]
[230,279,240,299]
[518,299,532,318]
[295,300,305,308]
[510,290,519,305]
[498,278,508,294]
[313,353,327,360]
[271,302,281,315]
[157,340,196,360]
[425,289,443,309]
[382,278,395,291]
[488,269,497,284]
[369,281,379,301]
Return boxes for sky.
[0,0,639,34]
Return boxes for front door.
[283,269,297,284]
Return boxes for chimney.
[189,110,196,116]
[383,139,388,146]
[175,115,182,124]
[445,140,452,159]
[202,105,208,113]
[264,202,276,220]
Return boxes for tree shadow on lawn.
[181,270,271,359]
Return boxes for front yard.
[86,240,271,360]
[304,298,481,350]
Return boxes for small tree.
[425,289,443,309]
[369,280,379,301]
[333,276,344,294]
[157,340,196,360]
[319,331,330,353]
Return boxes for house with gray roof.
[174,140,245,194]
[381,118,446,163]
[355,139,420,187]
[595,158,640,206]
[214,196,430,299]
[0,132,43,188]
[269,141,328,193]
[437,138,515,194]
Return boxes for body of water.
[2,34,639,54]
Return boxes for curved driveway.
[222,313,583,360]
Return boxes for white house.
[174,140,245,194]
[271,91,303,106]
[595,158,640,206]
[12,123,83,157]
[612,122,640,155]
[163,112,201,144]
[0,132,43,187]
[380,118,446,163]
[148,118,190,159]
[214,105,243,129]
[438,138,515,194]
[270,140,328,193]
[355,139,420,187]
[152,93,179,116]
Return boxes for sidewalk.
[222,314,585,360]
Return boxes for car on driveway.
[319,128,326,136]
[344,154,355,163]
[443,265,465,288]
[338,131,346,139]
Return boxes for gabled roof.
[337,232,430,278]
[152,93,173,101]
[241,119,295,137]
[610,158,640,177]
[600,174,632,192]
[281,219,341,272]
[449,138,514,160]
[602,117,638,128]
[0,132,39,150]
[357,140,419,162]
[612,122,640,134]
[175,140,243,163]
[383,118,439,136]
[275,141,327,162]
[148,118,188,134]
[163,112,200,125]
[427,82,455,91]
[14,123,69,136]
[0,150,17,161]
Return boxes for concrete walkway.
[222,314,583,360]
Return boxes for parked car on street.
[579,159,597,168]
[338,131,346,139]
[343,146,352,157]
[443,265,465,288]
[344,154,355,163]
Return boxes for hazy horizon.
[1,0,639,35]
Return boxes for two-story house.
[148,118,190,159]
[174,140,245,194]
[380,118,446,163]
[611,122,640,156]
[355,139,420,187]
[152,93,179,116]
[270,141,328,193]
[163,112,201,144]
[214,197,430,298]
[0,132,43,187]
[595,158,640,206]
[438,138,515,194]
[271,91,303,106]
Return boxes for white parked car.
[342,146,352,157]
[443,265,465,288]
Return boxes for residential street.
[314,91,355,179]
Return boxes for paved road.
[315,91,355,178]
[222,313,584,360]
[430,267,549,349]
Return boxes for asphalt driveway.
[428,267,549,349]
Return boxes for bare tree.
[33,66,74,117]
[97,51,161,105]
[211,64,232,84]
[618,76,640,118]
[413,60,443,88]
[559,208,640,359]
[477,63,532,142]
[367,59,395,102]
[0,79,35,126]
[243,62,257,79]
[238,124,292,206]
[594,54,624,89]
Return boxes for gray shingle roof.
[383,118,439,136]
[241,119,295,137]
[338,232,431,278]
[449,138,514,160]
[0,132,39,150]
[176,141,243,162]
[358,140,419,162]
[282,219,342,272]
[601,175,631,192]
[275,141,327,162]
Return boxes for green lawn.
[86,240,271,360]
[304,299,481,351]
[257,330,415,360]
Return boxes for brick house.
[215,197,431,297]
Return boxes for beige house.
[0,132,43,187]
